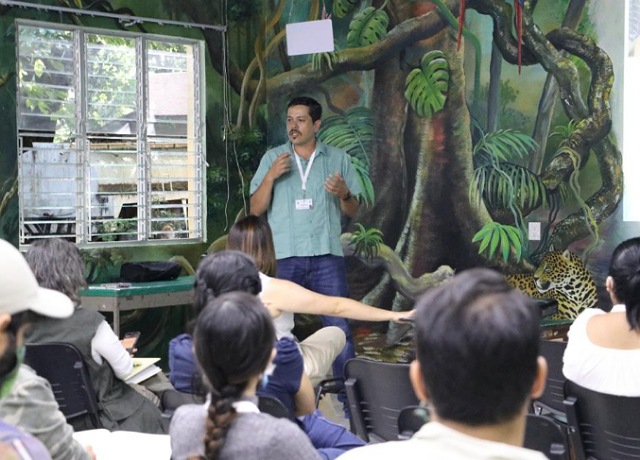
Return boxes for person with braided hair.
[169,291,319,460]
[169,251,366,459]
[563,237,640,396]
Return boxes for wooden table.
[80,276,195,336]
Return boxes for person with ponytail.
[563,237,640,396]
[169,291,319,460]
[169,251,366,459]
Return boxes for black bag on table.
[119,261,182,283]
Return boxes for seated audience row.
[171,250,366,459]
[11,232,639,459]
[172,265,549,459]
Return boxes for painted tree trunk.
[357,30,491,318]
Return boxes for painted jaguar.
[506,250,597,320]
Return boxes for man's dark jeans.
[276,254,355,384]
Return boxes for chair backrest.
[344,358,419,442]
[564,379,640,460]
[523,414,569,460]
[397,405,429,440]
[258,395,292,420]
[24,343,102,429]
[534,340,567,419]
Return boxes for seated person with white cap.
[0,239,95,460]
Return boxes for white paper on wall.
[286,19,334,56]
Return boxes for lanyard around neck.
[293,149,317,191]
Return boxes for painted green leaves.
[350,156,374,207]
[472,129,537,163]
[469,129,545,210]
[311,51,338,71]
[470,162,547,210]
[333,0,360,19]
[349,223,384,259]
[346,7,389,48]
[472,222,523,262]
[404,50,449,117]
[317,107,375,206]
[318,107,372,162]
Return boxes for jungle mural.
[241,0,625,332]
[0,0,637,358]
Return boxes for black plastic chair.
[524,413,569,460]
[534,340,567,422]
[344,358,419,442]
[314,377,345,408]
[397,405,429,440]
[564,380,640,460]
[24,342,102,430]
[258,395,293,420]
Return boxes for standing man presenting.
[250,96,361,386]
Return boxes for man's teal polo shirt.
[250,141,361,260]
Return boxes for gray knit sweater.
[170,403,320,460]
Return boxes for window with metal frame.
[16,21,206,247]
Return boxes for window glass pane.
[86,34,137,135]
[19,142,80,243]
[17,27,75,138]
[147,41,191,137]
[147,40,200,240]
[148,141,192,239]
[88,138,139,242]
[17,23,205,247]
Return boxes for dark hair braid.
[204,383,243,460]
[194,292,276,460]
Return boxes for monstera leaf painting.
[318,107,373,164]
[333,0,360,19]
[404,50,450,117]
[346,7,389,48]
[318,107,375,206]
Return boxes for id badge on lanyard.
[294,150,316,211]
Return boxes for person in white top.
[24,239,133,375]
[22,238,168,433]
[226,215,414,384]
[563,237,640,396]
[340,268,549,460]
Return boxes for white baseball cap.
[0,239,73,318]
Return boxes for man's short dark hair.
[288,97,322,122]
[415,268,540,426]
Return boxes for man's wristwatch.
[341,191,352,201]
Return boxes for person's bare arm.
[263,277,413,322]
[250,153,291,216]
[293,373,316,417]
[339,193,359,218]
